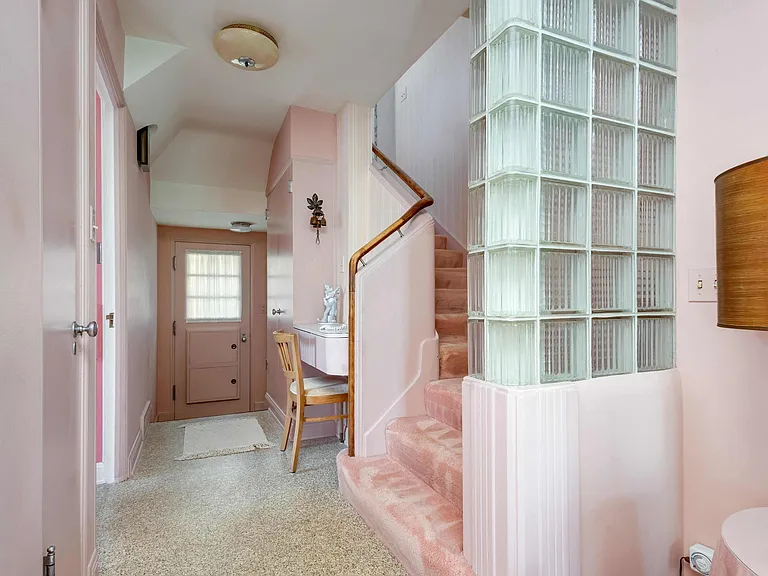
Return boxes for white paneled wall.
[390,18,470,247]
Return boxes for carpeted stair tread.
[435,289,468,313]
[425,379,463,431]
[435,268,467,290]
[386,416,463,509]
[439,342,468,379]
[435,235,448,250]
[337,451,474,576]
[436,313,468,339]
[434,249,464,269]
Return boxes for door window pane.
[186,250,242,322]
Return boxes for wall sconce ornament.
[307,193,326,244]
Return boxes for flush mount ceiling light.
[230,221,254,233]
[214,24,279,71]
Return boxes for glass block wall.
[468,0,676,385]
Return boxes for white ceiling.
[118,0,469,160]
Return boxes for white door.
[0,0,96,573]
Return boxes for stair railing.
[346,145,434,457]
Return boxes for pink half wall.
[678,0,768,551]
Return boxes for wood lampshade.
[715,156,768,329]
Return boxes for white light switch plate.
[688,268,717,302]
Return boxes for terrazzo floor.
[96,412,407,576]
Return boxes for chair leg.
[280,398,294,452]
[290,401,305,473]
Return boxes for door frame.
[156,227,269,422]
[77,0,98,571]
[94,16,129,484]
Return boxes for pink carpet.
[337,378,473,576]
[386,415,463,509]
[424,379,462,430]
[337,451,474,576]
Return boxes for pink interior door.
[174,242,252,419]
[267,169,293,412]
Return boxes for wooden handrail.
[346,145,434,457]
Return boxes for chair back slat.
[272,330,304,397]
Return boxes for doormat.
[176,416,274,461]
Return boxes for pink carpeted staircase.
[337,235,473,576]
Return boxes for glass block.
[469,319,485,378]
[471,50,487,118]
[486,320,537,385]
[487,174,538,246]
[541,250,588,314]
[468,185,485,249]
[637,255,674,311]
[541,38,589,112]
[592,252,634,312]
[592,186,633,248]
[488,0,539,36]
[470,117,486,184]
[592,120,634,186]
[487,247,537,317]
[471,0,487,51]
[541,180,588,246]
[543,0,589,41]
[638,130,675,191]
[637,316,674,372]
[639,67,676,131]
[592,317,633,376]
[593,0,636,56]
[639,3,677,70]
[488,100,538,176]
[541,319,588,383]
[541,109,588,179]
[593,53,634,122]
[469,253,485,314]
[489,26,539,106]
[637,193,674,251]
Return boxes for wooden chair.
[272,330,348,472]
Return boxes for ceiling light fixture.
[214,24,279,71]
[230,221,254,233]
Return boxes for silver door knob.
[72,321,99,338]
[241,333,248,342]
[272,308,285,316]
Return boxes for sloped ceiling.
[118,0,468,229]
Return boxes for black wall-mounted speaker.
[137,126,150,172]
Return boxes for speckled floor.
[96,412,407,576]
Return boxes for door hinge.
[43,545,55,576]
[96,241,103,265]
[287,180,293,194]
[172,320,176,336]
[172,255,177,270]
[266,359,268,371]
[172,385,176,402]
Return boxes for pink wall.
[125,109,158,448]
[266,106,339,438]
[678,0,768,551]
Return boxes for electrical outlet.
[688,268,717,302]
[689,543,714,575]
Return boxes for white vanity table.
[293,323,349,376]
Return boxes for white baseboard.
[88,548,99,576]
[265,392,341,441]
[96,462,105,485]
[128,429,143,478]
[140,400,151,437]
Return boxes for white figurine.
[320,283,341,324]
